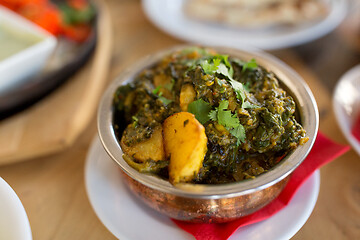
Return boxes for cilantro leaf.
[217,100,240,128]
[163,79,175,91]
[198,56,257,111]
[230,80,247,103]
[229,79,259,108]
[153,86,172,106]
[200,57,233,81]
[210,100,246,145]
[216,63,232,80]
[152,86,161,95]
[200,59,218,75]
[242,58,258,72]
[218,100,229,111]
[242,101,259,109]
[215,54,233,77]
[188,99,212,124]
[208,110,217,121]
[158,96,172,106]
[219,110,240,129]
[229,124,246,145]
[243,82,251,92]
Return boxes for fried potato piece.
[180,84,196,111]
[154,73,172,99]
[120,126,165,162]
[163,112,207,184]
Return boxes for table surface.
[0,0,359,239]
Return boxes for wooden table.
[0,0,359,239]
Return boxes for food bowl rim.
[97,45,319,199]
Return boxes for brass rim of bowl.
[97,45,319,199]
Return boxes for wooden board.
[0,1,113,165]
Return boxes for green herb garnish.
[163,79,175,91]
[152,86,161,95]
[199,56,258,109]
[158,96,172,105]
[209,100,246,145]
[242,58,258,72]
[132,116,139,127]
[152,86,172,106]
[188,99,212,124]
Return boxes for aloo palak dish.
[113,47,308,185]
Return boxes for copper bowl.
[97,46,319,223]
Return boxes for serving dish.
[97,45,319,223]
[0,2,97,119]
[333,64,360,156]
[142,0,347,50]
[0,6,57,94]
[0,177,32,240]
[85,136,320,240]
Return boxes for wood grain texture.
[0,1,113,165]
[0,0,359,239]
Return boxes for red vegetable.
[0,0,93,42]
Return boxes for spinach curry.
[113,47,308,184]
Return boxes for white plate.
[333,64,360,156]
[0,177,32,240]
[85,136,320,240]
[142,0,347,50]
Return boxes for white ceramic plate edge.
[0,177,32,240]
[333,64,360,156]
[85,136,320,240]
[142,0,347,50]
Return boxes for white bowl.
[0,177,32,240]
[0,6,57,93]
[333,64,360,156]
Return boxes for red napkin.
[352,113,360,142]
[173,132,350,240]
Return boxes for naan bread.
[184,0,328,28]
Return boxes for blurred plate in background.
[142,0,347,50]
[333,64,360,156]
[0,177,32,240]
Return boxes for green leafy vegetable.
[201,56,261,110]
[132,116,139,127]
[163,79,175,91]
[152,86,172,106]
[200,58,233,81]
[242,101,259,109]
[208,110,217,121]
[188,99,212,124]
[215,54,234,77]
[209,100,246,145]
[158,96,172,105]
[242,58,258,72]
[243,82,251,92]
[152,86,161,95]
[229,125,246,145]
[217,101,240,128]
[199,55,257,109]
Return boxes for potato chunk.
[180,84,196,111]
[163,112,207,184]
[120,126,165,162]
[153,73,172,99]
